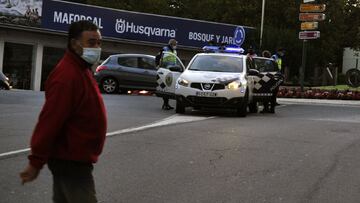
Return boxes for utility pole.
[260,0,265,48]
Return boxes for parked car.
[94,54,157,94]
[0,71,11,90]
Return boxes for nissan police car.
[155,46,283,117]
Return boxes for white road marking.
[0,114,214,159]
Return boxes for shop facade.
[0,0,254,91]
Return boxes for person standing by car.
[260,50,273,113]
[272,48,285,74]
[20,20,107,203]
[155,39,178,110]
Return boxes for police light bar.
[202,45,244,54]
[225,47,244,54]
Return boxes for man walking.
[20,20,107,203]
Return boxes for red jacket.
[29,50,107,169]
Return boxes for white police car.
[175,52,259,116]
[155,47,283,116]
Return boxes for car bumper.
[175,86,247,108]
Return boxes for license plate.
[196,92,217,97]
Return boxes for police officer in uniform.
[155,39,178,110]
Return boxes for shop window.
[3,42,33,90]
[41,47,65,90]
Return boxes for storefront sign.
[39,0,251,48]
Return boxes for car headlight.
[227,81,241,90]
[178,78,189,87]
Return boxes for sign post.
[299,1,326,91]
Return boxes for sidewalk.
[278,98,360,106]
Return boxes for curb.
[278,98,360,106]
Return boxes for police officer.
[155,39,178,110]
[271,48,285,73]
[261,50,272,113]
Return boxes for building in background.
[0,0,254,91]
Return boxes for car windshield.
[188,55,243,73]
[253,58,278,72]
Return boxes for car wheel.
[237,90,248,117]
[101,77,119,94]
[176,100,186,114]
[248,102,258,113]
[0,83,8,90]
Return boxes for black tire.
[237,90,248,117]
[248,102,258,113]
[346,69,360,88]
[176,100,186,114]
[101,77,119,94]
[0,83,9,90]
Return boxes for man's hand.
[20,164,40,185]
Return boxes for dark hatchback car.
[94,54,157,94]
[0,71,11,90]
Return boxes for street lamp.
[260,0,265,48]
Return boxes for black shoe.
[260,109,269,113]
[269,109,275,113]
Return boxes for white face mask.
[172,46,177,50]
[81,47,102,65]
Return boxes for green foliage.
[62,0,360,85]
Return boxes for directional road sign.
[299,13,326,21]
[301,22,318,30]
[299,31,320,40]
[300,4,326,12]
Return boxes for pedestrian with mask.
[20,20,107,203]
[155,39,178,110]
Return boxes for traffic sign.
[299,13,326,21]
[301,22,318,30]
[300,4,326,12]
[303,0,315,3]
[299,31,320,40]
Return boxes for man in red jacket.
[20,20,107,203]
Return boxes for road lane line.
[0,114,214,159]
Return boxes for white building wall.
[342,47,360,74]
[31,43,43,91]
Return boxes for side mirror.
[248,69,259,76]
[169,65,183,72]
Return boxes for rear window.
[253,58,278,72]
[188,55,243,73]
[138,57,156,70]
[118,57,138,68]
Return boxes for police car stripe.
[253,93,273,96]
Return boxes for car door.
[138,56,157,90]
[156,51,185,98]
[117,56,149,87]
[252,58,284,98]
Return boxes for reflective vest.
[162,47,177,65]
[272,54,282,70]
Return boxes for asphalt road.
[1,90,360,203]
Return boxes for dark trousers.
[47,159,97,203]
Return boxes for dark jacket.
[28,50,107,169]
